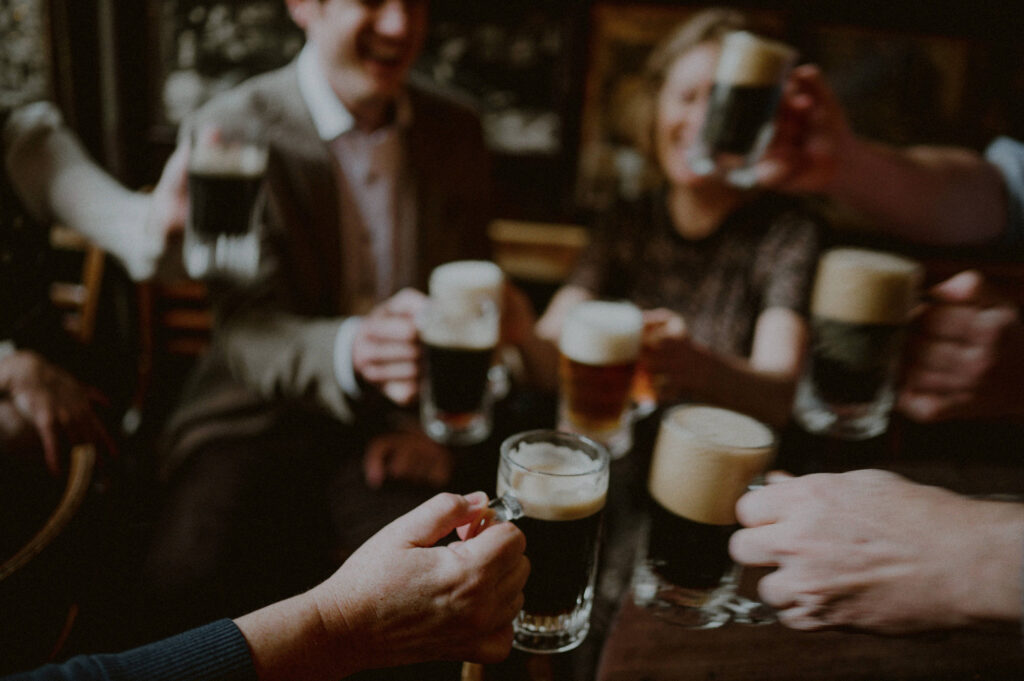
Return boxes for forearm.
[831,138,1007,246]
[235,592,361,681]
[951,498,1024,626]
[692,347,796,429]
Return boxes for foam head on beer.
[559,301,643,366]
[428,260,504,310]
[648,405,775,526]
[498,441,607,521]
[811,248,923,325]
[714,31,797,88]
[189,126,268,177]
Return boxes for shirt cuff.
[984,136,1024,246]
[0,340,16,362]
[334,316,364,400]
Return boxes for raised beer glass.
[418,295,499,446]
[487,429,610,653]
[687,31,797,187]
[185,121,267,281]
[794,248,923,440]
[557,300,643,458]
[632,404,776,628]
[428,260,511,401]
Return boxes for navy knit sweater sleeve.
[3,620,256,681]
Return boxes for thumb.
[390,491,489,548]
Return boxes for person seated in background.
[535,8,825,428]
[730,469,1023,633]
[5,491,530,681]
[135,0,522,650]
[756,64,1024,423]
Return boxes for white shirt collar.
[296,41,413,141]
[297,42,356,141]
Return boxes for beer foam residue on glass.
[429,260,504,306]
[811,248,923,325]
[418,301,499,350]
[190,141,268,177]
[501,442,607,521]
[559,301,642,366]
[715,31,797,87]
[668,405,774,450]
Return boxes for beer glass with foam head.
[418,296,499,446]
[427,260,510,402]
[632,404,776,628]
[185,121,268,281]
[794,248,923,440]
[558,301,643,458]
[687,31,797,187]
[487,430,610,653]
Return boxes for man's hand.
[312,492,529,669]
[0,350,112,474]
[899,270,1024,422]
[730,469,1024,633]
[754,64,854,195]
[363,429,454,489]
[352,288,428,406]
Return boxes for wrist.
[951,499,1024,626]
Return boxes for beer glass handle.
[487,494,524,523]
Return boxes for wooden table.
[470,408,1024,681]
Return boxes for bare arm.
[235,492,528,680]
[644,307,806,428]
[758,65,1008,246]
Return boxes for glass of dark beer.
[487,430,610,653]
[184,121,268,281]
[794,248,922,440]
[632,404,776,628]
[687,30,797,187]
[557,300,643,459]
[418,292,500,446]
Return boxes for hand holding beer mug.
[632,405,776,628]
[484,430,610,653]
[794,248,923,440]
[184,121,268,281]
[558,301,643,458]
[687,31,797,187]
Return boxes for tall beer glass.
[558,301,643,458]
[794,248,922,440]
[419,296,499,446]
[687,31,797,187]
[428,260,510,403]
[185,121,268,281]
[487,430,609,653]
[632,405,776,628]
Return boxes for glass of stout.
[632,404,776,628]
[418,293,500,446]
[794,248,923,440]
[487,430,609,653]
[687,30,797,187]
[185,121,268,281]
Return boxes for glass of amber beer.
[487,430,609,653]
[632,404,776,628]
[557,300,643,458]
